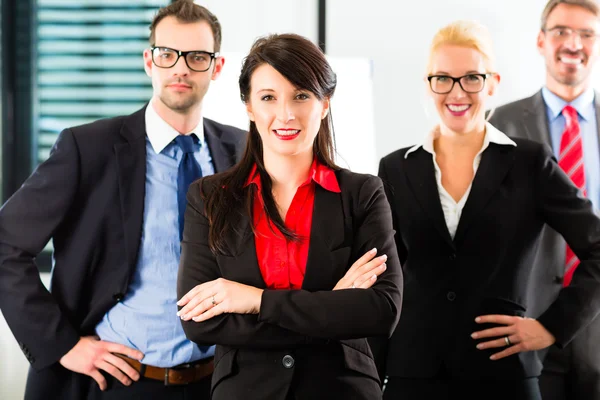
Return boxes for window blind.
[36,0,168,162]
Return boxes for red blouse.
[245,160,341,290]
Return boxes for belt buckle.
[164,368,169,386]
[164,364,192,386]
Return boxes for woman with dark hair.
[175,33,403,400]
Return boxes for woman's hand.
[333,248,387,290]
[177,278,264,323]
[471,315,556,360]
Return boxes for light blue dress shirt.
[95,104,215,367]
[542,87,600,211]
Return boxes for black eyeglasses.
[427,73,493,94]
[150,46,219,72]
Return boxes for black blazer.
[373,138,600,380]
[177,170,403,400]
[0,106,246,400]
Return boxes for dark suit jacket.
[374,138,600,380]
[489,90,600,317]
[0,105,246,400]
[177,170,403,400]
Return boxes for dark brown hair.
[149,0,222,52]
[541,0,600,30]
[202,33,339,254]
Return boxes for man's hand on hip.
[59,336,144,391]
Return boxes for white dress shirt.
[145,100,204,153]
[405,122,517,238]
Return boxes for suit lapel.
[227,212,254,257]
[523,90,552,146]
[453,144,515,245]
[227,214,267,289]
[204,119,236,173]
[115,107,147,271]
[404,149,454,249]
[302,186,346,291]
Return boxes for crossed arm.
[177,176,403,348]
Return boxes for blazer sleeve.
[535,144,600,347]
[0,129,81,370]
[178,184,315,349]
[257,175,403,339]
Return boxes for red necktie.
[558,105,586,287]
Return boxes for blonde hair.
[426,20,496,74]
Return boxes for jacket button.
[113,293,124,302]
[554,276,564,284]
[449,253,456,261]
[447,291,456,301]
[282,355,295,369]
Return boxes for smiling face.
[538,3,600,92]
[428,44,498,135]
[245,63,329,161]
[143,16,224,115]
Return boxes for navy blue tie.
[175,135,203,241]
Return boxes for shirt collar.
[541,86,595,122]
[404,122,517,159]
[144,99,204,154]
[245,158,341,193]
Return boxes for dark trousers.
[539,315,600,400]
[87,374,212,400]
[383,376,541,400]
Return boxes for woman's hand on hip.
[471,314,556,360]
[177,278,264,322]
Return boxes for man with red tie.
[490,0,600,398]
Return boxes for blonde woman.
[372,20,600,399]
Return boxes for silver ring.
[211,295,216,306]
[504,336,511,346]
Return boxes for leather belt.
[115,354,214,386]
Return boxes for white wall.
[197,0,318,53]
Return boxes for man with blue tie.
[490,1,600,398]
[0,1,246,399]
